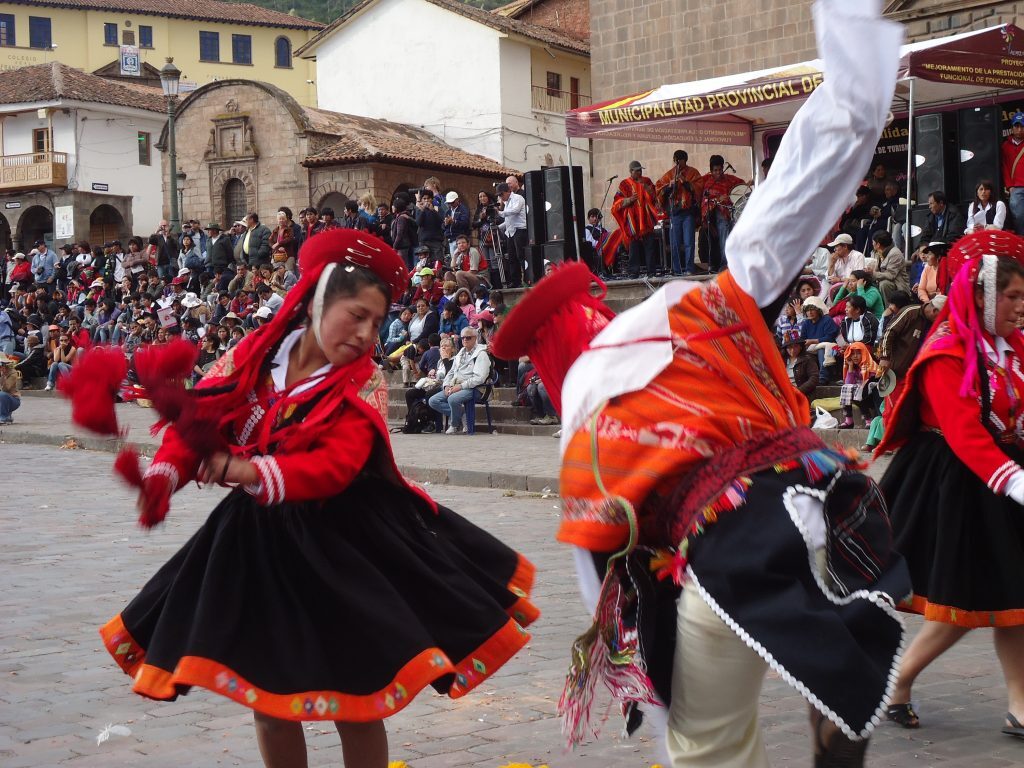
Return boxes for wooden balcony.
[531,85,591,114]
[0,152,69,191]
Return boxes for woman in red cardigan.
[69,230,537,768]
[879,230,1024,738]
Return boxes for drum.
[730,184,753,223]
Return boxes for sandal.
[1002,712,1024,739]
[812,710,869,768]
[886,702,920,729]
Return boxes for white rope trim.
[682,482,907,742]
[237,404,265,446]
[988,459,1018,492]
[143,461,179,492]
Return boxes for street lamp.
[176,170,187,226]
[159,57,182,235]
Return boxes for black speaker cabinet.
[542,165,585,258]
[523,170,546,246]
[958,106,1001,204]
[914,112,959,204]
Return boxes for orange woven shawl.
[559,271,810,552]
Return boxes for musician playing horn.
[656,149,703,276]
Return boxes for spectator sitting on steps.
[428,326,491,434]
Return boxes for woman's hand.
[199,452,259,486]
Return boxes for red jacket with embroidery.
[145,342,435,511]
[880,324,1024,494]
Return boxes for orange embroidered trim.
[100,614,531,721]
[505,554,541,627]
[901,594,1024,628]
[556,520,630,553]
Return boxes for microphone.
[607,174,619,182]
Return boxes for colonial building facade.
[0,0,323,106]
[587,0,1024,203]
[159,79,520,229]
[0,62,165,250]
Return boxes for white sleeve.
[728,0,903,307]
[996,201,1008,230]
[1005,469,1024,505]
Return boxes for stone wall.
[588,0,1023,205]
[163,81,313,229]
[309,163,510,212]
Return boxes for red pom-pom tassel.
[58,346,128,436]
[113,446,144,489]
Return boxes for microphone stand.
[599,176,618,211]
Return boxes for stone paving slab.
[1,444,1021,767]
[2,395,563,493]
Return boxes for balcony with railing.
[0,152,69,192]
[531,85,591,114]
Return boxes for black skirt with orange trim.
[881,431,1024,628]
[100,476,539,721]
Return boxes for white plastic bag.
[812,405,839,430]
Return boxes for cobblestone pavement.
[2,445,1022,767]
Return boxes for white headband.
[311,262,338,350]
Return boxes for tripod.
[489,220,508,288]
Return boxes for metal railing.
[0,152,69,190]
[531,85,591,113]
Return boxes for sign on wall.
[120,45,140,77]
[54,205,74,240]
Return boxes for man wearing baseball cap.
[1003,110,1024,235]
[611,160,660,279]
[825,232,865,286]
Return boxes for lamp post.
[159,57,182,235]
[176,170,187,225]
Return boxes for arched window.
[224,178,247,225]
[275,36,292,69]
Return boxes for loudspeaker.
[543,165,585,258]
[958,106,1001,204]
[523,170,546,246]
[914,112,958,204]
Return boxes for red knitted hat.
[297,229,409,302]
[490,263,614,414]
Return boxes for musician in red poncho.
[612,160,661,280]
[68,229,538,768]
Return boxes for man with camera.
[415,191,446,267]
[30,240,58,294]
[495,182,525,288]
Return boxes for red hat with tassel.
[490,263,614,414]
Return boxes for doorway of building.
[17,205,53,250]
[89,204,125,246]
[223,178,247,226]
[318,192,348,216]
[0,213,12,254]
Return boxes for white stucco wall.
[314,0,506,162]
[72,107,164,233]
[0,105,164,233]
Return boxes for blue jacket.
[799,314,839,343]
[444,202,471,241]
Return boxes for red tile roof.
[0,63,166,112]
[300,111,520,177]
[7,0,323,30]
[296,0,588,57]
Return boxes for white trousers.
[665,584,770,767]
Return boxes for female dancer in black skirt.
[878,230,1024,737]
[70,229,539,767]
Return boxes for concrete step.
[387,420,560,437]
[387,400,541,424]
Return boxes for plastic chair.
[466,369,499,435]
